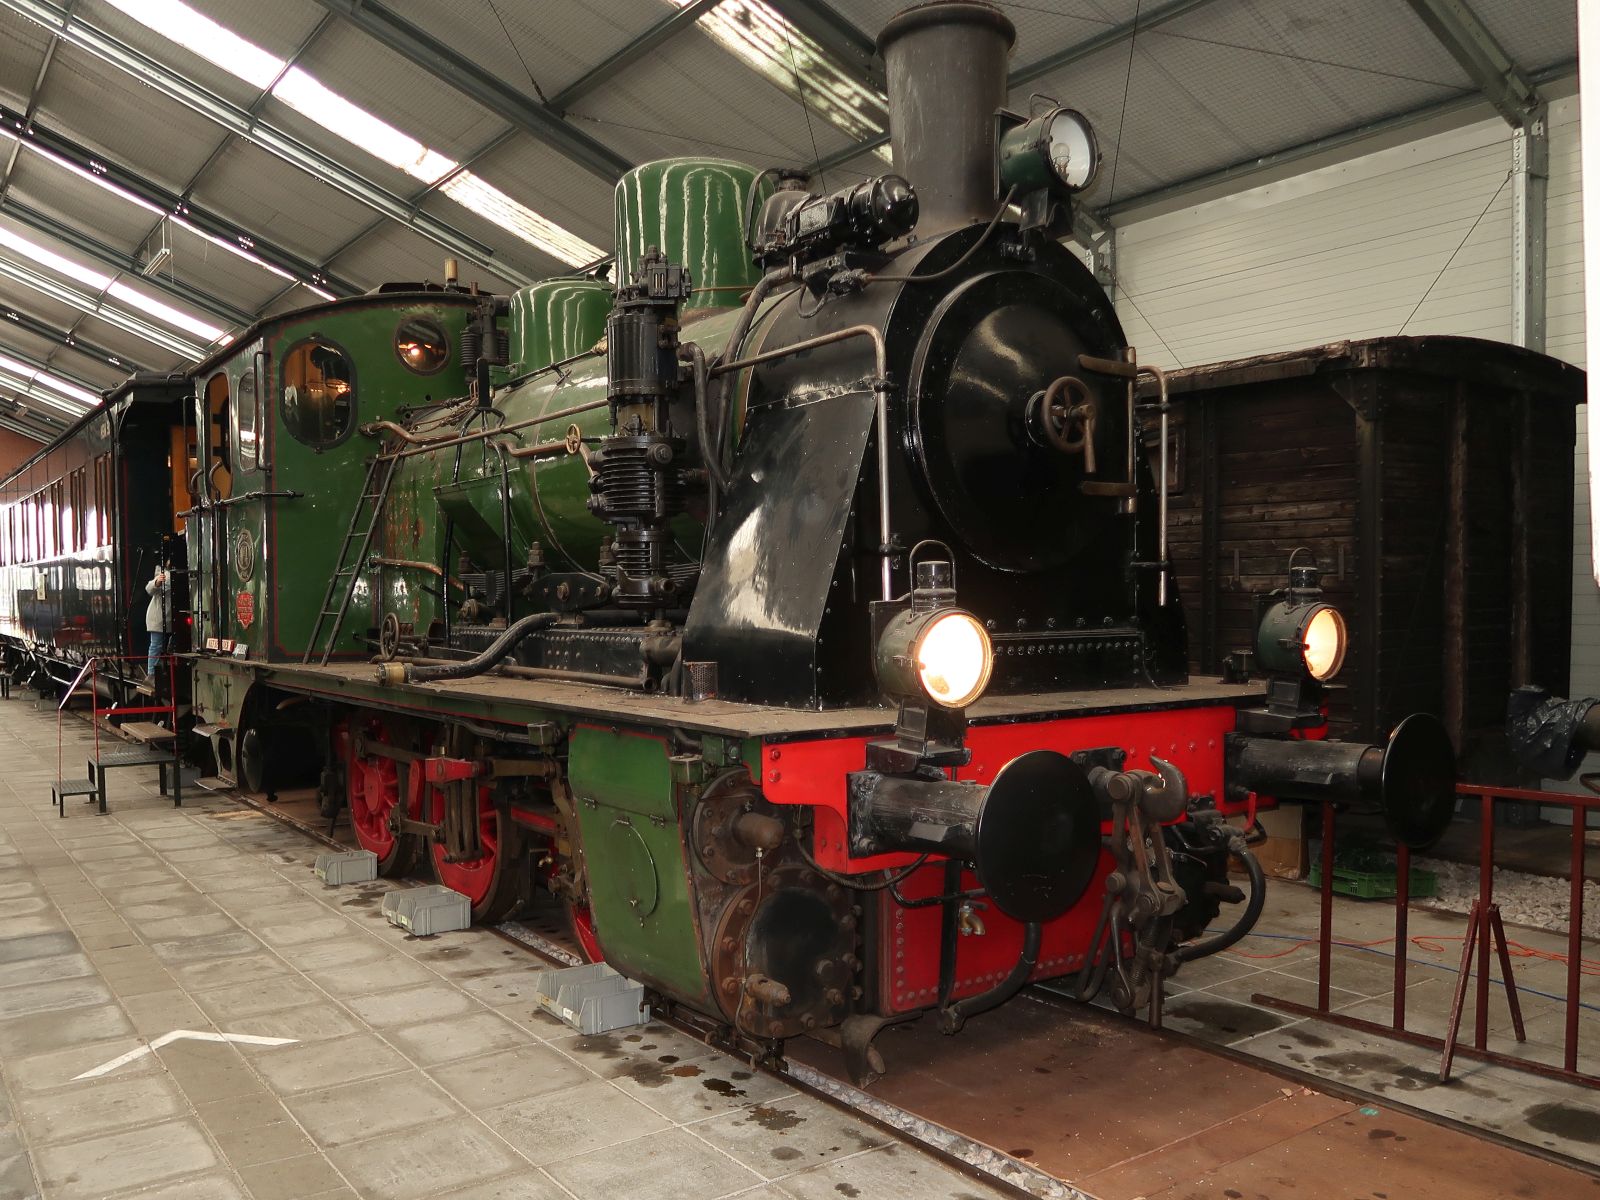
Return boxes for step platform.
[118,721,176,745]
[51,777,97,818]
[87,743,184,813]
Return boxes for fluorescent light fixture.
[303,283,337,302]
[0,224,109,291]
[0,224,226,343]
[104,282,224,342]
[141,246,172,277]
[24,141,313,289]
[273,68,455,184]
[170,216,295,282]
[102,0,603,266]
[675,0,889,146]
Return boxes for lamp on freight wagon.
[1255,553,1348,684]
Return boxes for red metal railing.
[1253,783,1596,1089]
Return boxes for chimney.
[877,2,1016,238]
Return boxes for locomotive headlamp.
[1255,557,1348,683]
[875,556,993,710]
[998,106,1100,196]
[877,608,994,709]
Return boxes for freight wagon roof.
[0,0,1576,448]
[1141,335,1586,404]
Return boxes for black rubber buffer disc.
[1378,713,1458,850]
[974,750,1101,922]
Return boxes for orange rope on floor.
[1225,934,1600,977]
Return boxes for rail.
[1253,782,1596,1090]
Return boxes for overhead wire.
[989,1,1468,90]
[781,21,827,190]
[485,0,550,105]
[1103,0,1144,207]
[1397,170,1512,335]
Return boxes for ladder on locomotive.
[304,450,398,665]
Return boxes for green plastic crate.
[1309,862,1437,900]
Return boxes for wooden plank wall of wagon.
[1165,380,1361,734]
[1525,397,1577,699]
[1373,387,1450,742]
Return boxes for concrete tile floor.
[1146,859,1600,1166]
[0,697,1008,1200]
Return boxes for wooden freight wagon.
[1146,336,1583,780]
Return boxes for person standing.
[146,565,171,677]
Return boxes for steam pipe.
[1137,363,1171,606]
[385,395,612,460]
[938,921,1041,1033]
[379,611,558,685]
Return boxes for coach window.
[237,368,259,472]
[281,340,356,450]
[205,373,233,500]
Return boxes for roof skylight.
[674,0,890,148]
[0,353,97,412]
[0,254,206,361]
[103,0,603,267]
[0,225,226,343]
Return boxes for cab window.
[205,373,232,501]
[237,368,259,472]
[281,340,356,450]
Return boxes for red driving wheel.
[567,902,603,963]
[427,778,520,923]
[342,717,420,875]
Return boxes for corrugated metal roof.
[0,276,83,334]
[328,220,517,300]
[833,0,1120,67]
[0,11,51,109]
[32,44,224,191]
[5,151,160,251]
[1475,0,1579,74]
[184,137,378,263]
[0,0,1580,413]
[156,220,299,316]
[383,0,662,107]
[575,21,862,169]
